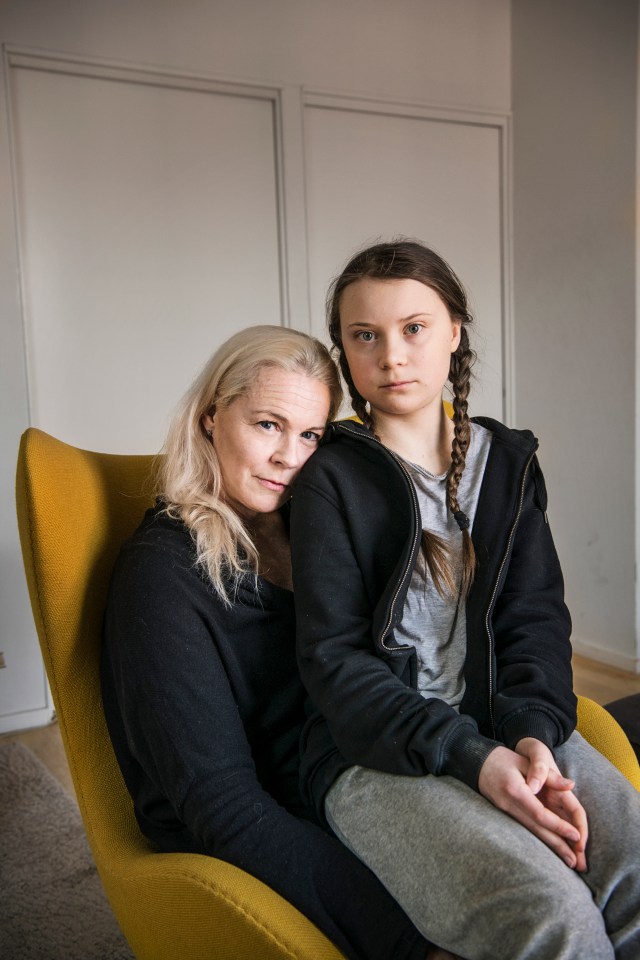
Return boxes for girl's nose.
[379,335,406,369]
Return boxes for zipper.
[484,447,537,736]
[338,423,418,652]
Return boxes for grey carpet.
[0,740,134,960]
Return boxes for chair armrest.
[577,695,640,791]
[102,849,345,960]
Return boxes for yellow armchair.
[15,427,343,960]
[15,427,639,960]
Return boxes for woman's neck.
[245,510,293,591]
[372,403,454,475]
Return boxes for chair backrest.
[15,427,156,862]
[16,428,346,960]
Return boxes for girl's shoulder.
[296,419,411,503]
[471,416,538,456]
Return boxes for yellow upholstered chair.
[15,429,640,960]
[15,427,344,960]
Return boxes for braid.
[337,351,372,428]
[447,327,476,595]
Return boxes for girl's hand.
[478,745,588,871]
[515,737,589,871]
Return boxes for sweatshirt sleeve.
[291,465,498,795]
[102,528,428,960]
[489,458,577,750]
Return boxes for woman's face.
[202,367,330,520]
[339,277,461,422]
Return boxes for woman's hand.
[478,744,588,871]
[427,949,463,960]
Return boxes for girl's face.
[339,278,461,422]
[201,367,330,520]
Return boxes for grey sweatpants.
[325,733,640,960]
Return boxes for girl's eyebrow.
[345,312,431,328]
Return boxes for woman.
[290,241,640,960]
[100,324,441,960]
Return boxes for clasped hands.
[477,736,588,872]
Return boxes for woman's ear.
[202,409,215,435]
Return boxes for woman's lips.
[258,477,288,491]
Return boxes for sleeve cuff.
[440,723,500,791]
[498,709,562,752]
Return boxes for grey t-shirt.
[395,422,492,708]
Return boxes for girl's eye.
[405,323,422,335]
[355,330,375,342]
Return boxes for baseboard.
[571,636,640,674]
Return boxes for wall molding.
[572,635,640,674]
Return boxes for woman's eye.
[355,330,375,342]
[258,420,277,431]
[301,430,322,443]
[406,323,422,335]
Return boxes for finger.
[526,757,549,795]
[504,782,582,846]
[527,787,590,872]
[544,768,575,790]
[524,818,582,869]
[504,794,584,867]
[543,789,589,855]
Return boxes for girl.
[290,241,640,960]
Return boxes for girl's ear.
[450,320,462,353]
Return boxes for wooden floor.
[2,653,639,799]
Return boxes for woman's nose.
[271,433,300,468]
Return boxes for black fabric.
[101,506,427,960]
[290,417,576,822]
[605,695,640,761]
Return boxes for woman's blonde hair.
[159,324,342,603]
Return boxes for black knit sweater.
[101,506,427,960]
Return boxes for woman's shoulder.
[116,502,196,574]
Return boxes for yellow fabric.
[576,696,640,791]
[15,428,343,960]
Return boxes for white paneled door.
[10,59,284,454]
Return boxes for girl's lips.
[381,380,414,389]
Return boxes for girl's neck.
[372,402,454,475]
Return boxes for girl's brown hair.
[327,239,476,596]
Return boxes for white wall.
[0,0,511,108]
[512,0,639,670]
[0,0,512,732]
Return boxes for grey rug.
[0,740,134,960]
